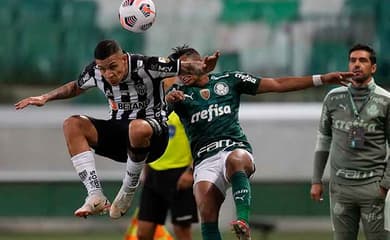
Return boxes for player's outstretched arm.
[180,51,220,76]
[257,71,355,93]
[15,81,84,110]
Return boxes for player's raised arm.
[257,71,356,93]
[180,51,220,76]
[15,81,84,110]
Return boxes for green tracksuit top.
[315,79,390,188]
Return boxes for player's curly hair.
[168,44,200,61]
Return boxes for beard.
[352,73,370,83]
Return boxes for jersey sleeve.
[318,94,333,139]
[133,54,179,79]
[312,94,332,183]
[315,94,333,153]
[77,61,97,90]
[232,71,261,95]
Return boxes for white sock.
[71,151,102,196]
[122,157,145,193]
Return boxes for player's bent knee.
[129,119,153,139]
[63,115,83,133]
[226,154,254,175]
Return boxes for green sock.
[201,222,222,240]
[231,171,251,224]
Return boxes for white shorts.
[193,150,254,197]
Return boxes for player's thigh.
[194,181,224,222]
[359,182,387,239]
[194,151,231,198]
[88,117,129,162]
[330,182,360,236]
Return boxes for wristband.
[312,74,323,86]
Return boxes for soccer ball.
[119,0,156,33]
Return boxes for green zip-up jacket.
[312,79,390,189]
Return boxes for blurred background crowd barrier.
[1,0,390,234]
[1,0,389,103]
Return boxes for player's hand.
[176,170,193,190]
[310,183,324,202]
[165,90,185,103]
[15,95,48,110]
[201,51,220,74]
[321,72,356,86]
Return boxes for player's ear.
[371,63,377,74]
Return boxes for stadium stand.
[219,0,300,25]
[104,27,145,54]
[60,0,98,29]
[1,0,390,96]
[17,23,62,84]
[218,52,241,72]
[0,0,17,27]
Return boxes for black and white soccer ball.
[119,0,156,33]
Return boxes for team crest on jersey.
[200,89,210,100]
[135,83,146,95]
[214,82,229,96]
[366,104,379,117]
[105,89,113,97]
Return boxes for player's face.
[95,52,128,86]
[178,54,203,86]
[348,50,376,83]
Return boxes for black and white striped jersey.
[77,53,180,122]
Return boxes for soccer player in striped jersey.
[14,39,219,219]
[165,46,355,240]
[311,44,390,240]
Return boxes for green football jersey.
[171,71,260,165]
[317,80,390,187]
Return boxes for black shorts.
[138,166,198,225]
[87,117,169,163]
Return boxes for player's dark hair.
[168,44,200,60]
[349,44,376,64]
[94,39,122,60]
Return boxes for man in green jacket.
[311,44,390,240]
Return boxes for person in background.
[311,43,390,240]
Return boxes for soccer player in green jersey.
[311,44,390,240]
[165,45,354,240]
